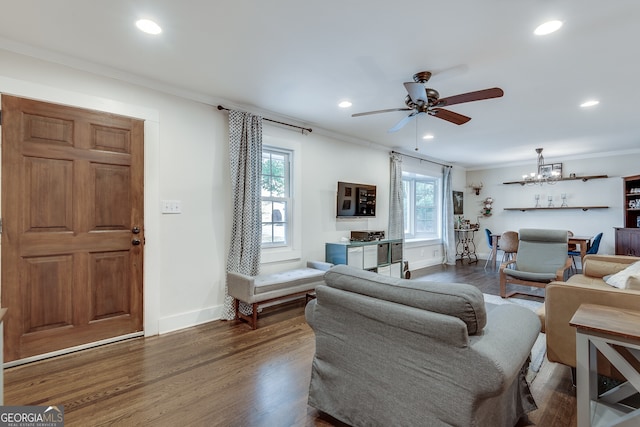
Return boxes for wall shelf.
[504,206,609,212]
[502,174,609,185]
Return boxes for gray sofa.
[306,265,540,427]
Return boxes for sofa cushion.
[323,265,487,335]
[604,261,640,290]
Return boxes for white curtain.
[222,110,263,320]
[442,166,456,265]
[388,153,404,240]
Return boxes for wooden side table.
[570,304,640,427]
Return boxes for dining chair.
[569,232,603,272]
[483,228,499,270]
[499,231,519,263]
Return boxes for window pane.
[262,152,272,174]
[271,155,286,177]
[262,223,274,244]
[261,201,273,222]
[271,177,285,197]
[272,201,286,222]
[261,176,271,197]
[272,223,286,244]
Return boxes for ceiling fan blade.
[352,107,412,117]
[403,82,427,104]
[437,87,504,107]
[388,111,421,133]
[429,108,471,125]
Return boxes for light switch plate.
[161,200,182,214]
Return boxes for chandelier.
[522,148,560,185]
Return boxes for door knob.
[132,226,141,234]
[132,238,141,246]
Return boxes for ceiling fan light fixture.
[580,100,599,108]
[534,20,563,36]
[338,100,352,108]
[136,19,162,35]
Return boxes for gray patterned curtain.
[388,153,404,240]
[223,110,263,320]
[442,166,456,265]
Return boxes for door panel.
[23,255,74,333]
[1,95,144,363]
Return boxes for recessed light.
[136,19,162,35]
[534,20,563,36]
[580,100,599,108]
[338,100,352,108]
[422,134,434,140]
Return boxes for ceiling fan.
[352,71,504,133]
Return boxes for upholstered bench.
[227,261,332,329]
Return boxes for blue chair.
[484,228,498,270]
[569,232,603,272]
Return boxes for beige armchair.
[499,228,572,298]
[542,254,640,378]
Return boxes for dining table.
[569,235,593,263]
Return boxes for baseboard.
[408,258,443,271]
[158,305,223,334]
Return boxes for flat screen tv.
[336,181,376,218]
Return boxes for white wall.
[466,152,640,260]
[0,49,467,335]
[0,49,225,334]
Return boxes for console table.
[570,304,640,427]
[454,228,479,264]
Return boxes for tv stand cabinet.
[326,239,403,277]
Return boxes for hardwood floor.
[4,262,577,426]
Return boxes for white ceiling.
[1,0,638,168]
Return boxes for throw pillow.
[604,261,640,290]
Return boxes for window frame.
[259,127,302,264]
[402,171,442,241]
[261,147,292,249]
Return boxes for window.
[403,171,441,240]
[261,148,291,247]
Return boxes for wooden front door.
[1,95,144,363]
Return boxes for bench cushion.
[254,268,325,294]
[227,261,331,305]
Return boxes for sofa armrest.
[545,280,640,370]
[470,304,540,389]
[582,254,640,278]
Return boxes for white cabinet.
[390,262,402,278]
[347,246,363,268]
[363,245,378,269]
[325,239,404,277]
[377,265,391,276]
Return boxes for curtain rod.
[217,105,312,134]
[391,150,452,168]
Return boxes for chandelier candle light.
[522,148,561,185]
